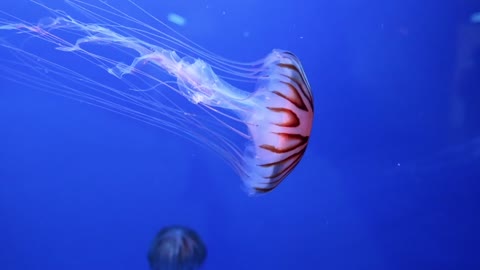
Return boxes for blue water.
[1,0,479,269]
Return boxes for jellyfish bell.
[0,0,314,195]
[148,225,207,270]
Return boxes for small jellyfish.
[148,226,207,270]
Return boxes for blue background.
[1,0,479,269]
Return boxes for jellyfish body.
[0,0,314,195]
[148,226,207,270]
[241,52,314,193]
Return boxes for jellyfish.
[0,0,314,195]
[148,225,207,270]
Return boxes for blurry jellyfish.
[0,0,314,195]
[148,226,207,270]
[167,13,186,26]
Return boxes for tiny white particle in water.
[167,13,186,26]
[243,31,250,38]
[222,11,226,15]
